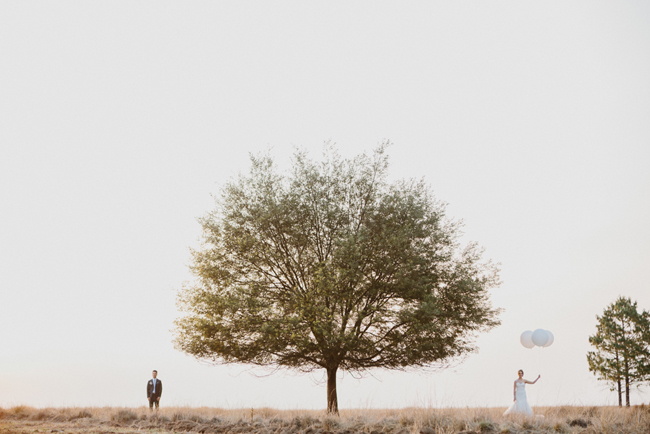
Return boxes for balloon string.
[537,347,544,406]
[520,329,553,409]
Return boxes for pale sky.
[1,1,649,410]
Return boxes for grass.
[0,405,649,433]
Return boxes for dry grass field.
[1,405,649,434]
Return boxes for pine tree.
[587,297,650,406]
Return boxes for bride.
[503,370,540,416]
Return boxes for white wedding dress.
[503,380,533,416]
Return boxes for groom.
[147,370,163,410]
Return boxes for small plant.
[399,414,414,427]
[292,415,316,428]
[521,420,534,430]
[72,409,93,420]
[322,416,340,431]
[478,420,495,432]
[149,413,170,423]
[554,406,571,418]
[552,421,566,432]
[11,405,29,418]
[583,406,598,418]
[171,412,184,421]
[29,410,52,421]
[111,409,138,423]
[187,413,206,423]
[567,418,589,428]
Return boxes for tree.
[173,144,501,413]
[587,297,650,406]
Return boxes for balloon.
[543,330,554,347]
[520,330,534,349]
[532,328,549,347]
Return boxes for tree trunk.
[615,349,622,407]
[326,366,339,415]
[623,320,630,407]
[622,318,630,407]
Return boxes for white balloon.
[532,328,549,347]
[520,330,534,349]
[543,330,554,347]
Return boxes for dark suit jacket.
[147,378,163,399]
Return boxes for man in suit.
[147,370,163,410]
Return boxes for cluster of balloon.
[520,329,554,348]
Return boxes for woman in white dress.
[503,370,540,416]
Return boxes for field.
[1,405,649,434]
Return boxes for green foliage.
[587,297,650,406]
[174,144,501,411]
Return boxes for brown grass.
[0,405,649,434]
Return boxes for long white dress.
[503,380,533,416]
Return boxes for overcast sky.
[1,1,649,410]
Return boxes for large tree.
[174,144,501,413]
[587,297,650,406]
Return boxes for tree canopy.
[174,144,501,413]
[587,296,650,406]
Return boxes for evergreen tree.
[587,297,650,406]
[173,144,501,413]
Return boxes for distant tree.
[587,297,650,406]
[173,144,501,414]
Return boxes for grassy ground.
[1,405,649,434]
